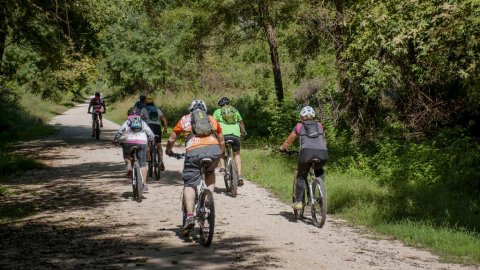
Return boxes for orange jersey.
[173,114,222,151]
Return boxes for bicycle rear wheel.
[223,157,231,193]
[133,162,143,202]
[153,148,161,180]
[198,190,215,246]
[229,158,238,197]
[311,176,327,228]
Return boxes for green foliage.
[340,0,480,134]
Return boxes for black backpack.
[190,109,214,137]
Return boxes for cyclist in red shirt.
[87,92,106,137]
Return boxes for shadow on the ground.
[0,220,280,270]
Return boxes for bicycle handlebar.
[168,152,185,159]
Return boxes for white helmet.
[188,99,207,112]
[300,106,316,117]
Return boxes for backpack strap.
[295,123,303,135]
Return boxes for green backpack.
[221,105,238,124]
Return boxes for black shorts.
[224,135,241,152]
[183,145,221,188]
[148,123,161,135]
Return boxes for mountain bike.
[120,143,143,202]
[88,111,101,140]
[170,152,215,247]
[147,135,162,181]
[223,139,238,197]
[292,157,327,228]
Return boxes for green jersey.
[213,108,242,137]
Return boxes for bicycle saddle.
[225,140,234,144]
[200,158,213,167]
[130,145,140,155]
[311,158,322,163]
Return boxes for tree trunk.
[260,0,284,103]
[0,22,6,75]
[333,0,344,67]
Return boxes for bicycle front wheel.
[133,162,143,202]
[198,190,215,246]
[311,176,327,228]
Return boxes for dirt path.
[1,101,478,270]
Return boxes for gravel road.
[1,101,478,270]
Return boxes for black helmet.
[94,91,100,97]
[139,94,146,101]
[127,106,140,115]
[217,96,230,107]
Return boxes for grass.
[242,148,480,265]
[375,221,480,264]
[0,90,75,221]
[0,203,38,222]
[0,152,45,176]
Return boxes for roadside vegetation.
[1,0,479,265]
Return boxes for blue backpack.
[147,105,159,122]
[128,116,143,132]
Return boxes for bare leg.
[205,171,216,193]
[219,157,225,170]
[233,151,242,176]
[141,166,148,185]
[183,186,196,213]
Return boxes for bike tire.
[154,149,161,180]
[95,120,100,140]
[311,176,327,228]
[134,162,143,202]
[229,157,238,197]
[223,157,231,193]
[198,190,215,247]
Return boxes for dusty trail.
[1,101,478,270]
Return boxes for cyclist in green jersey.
[213,97,247,186]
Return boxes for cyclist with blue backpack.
[113,107,154,193]
[140,96,168,171]
[279,106,328,210]
[213,97,247,186]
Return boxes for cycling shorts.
[224,135,241,152]
[182,145,221,188]
[91,112,102,121]
[122,143,147,167]
[148,123,161,142]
